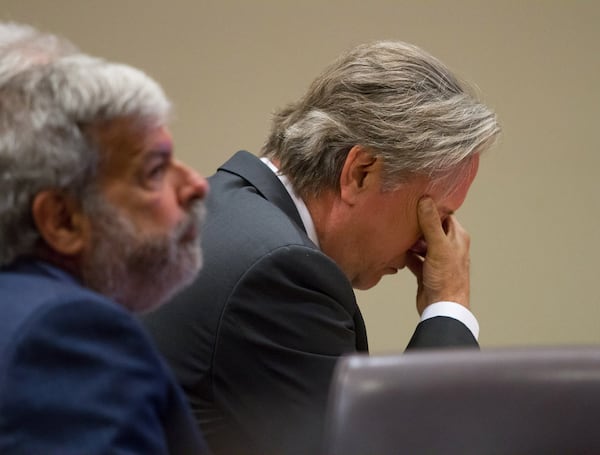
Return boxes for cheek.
[127,196,181,233]
[149,199,182,226]
[362,187,424,259]
[392,206,422,252]
[374,217,421,260]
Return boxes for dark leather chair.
[322,346,600,455]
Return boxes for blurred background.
[4,0,598,352]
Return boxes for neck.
[304,190,346,259]
[34,245,81,280]
[269,156,281,168]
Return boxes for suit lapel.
[218,151,305,232]
[353,310,369,352]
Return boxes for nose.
[175,160,209,207]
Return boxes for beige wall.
[4,0,599,351]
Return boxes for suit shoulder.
[0,272,161,393]
[206,161,311,249]
[0,277,168,416]
[0,271,130,358]
[209,191,309,247]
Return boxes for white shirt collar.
[260,157,320,248]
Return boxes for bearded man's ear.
[31,190,89,257]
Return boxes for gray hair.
[0,22,78,84]
[0,34,171,267]
[262,40,500,197]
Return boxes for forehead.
[427,155,480,212]
[390,155,479,214]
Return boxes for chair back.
[322,346,600,455]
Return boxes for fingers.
[412,196,471,312]
[442,214,470,250]
[418,197,469,247]
[405,252,423,281]
[417,197,445,247]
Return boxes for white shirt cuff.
[420,301,479,340]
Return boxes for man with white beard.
[0,23,210,454]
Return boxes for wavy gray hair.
[0,22,78,84]
[0,29,171,267]
[262,40,500,198]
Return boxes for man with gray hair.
[144,41,500,455]
[0,23,210,453]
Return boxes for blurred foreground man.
[145,41,500,454]
[0,23,210,454]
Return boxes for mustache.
[173,200,206,242]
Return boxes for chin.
[351,275,383,291]
[131,254,202,314]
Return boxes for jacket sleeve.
[212,245,361,455]
[407,316,479,350]
[0,299,175,454]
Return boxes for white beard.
[80,196,204,313]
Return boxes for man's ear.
[339,145,378,205]
[31,190,88,257]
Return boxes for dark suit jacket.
[143,151,477,455]
[0,259,209,455]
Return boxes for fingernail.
[418,197,434,212]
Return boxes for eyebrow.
[144,147,172,160]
